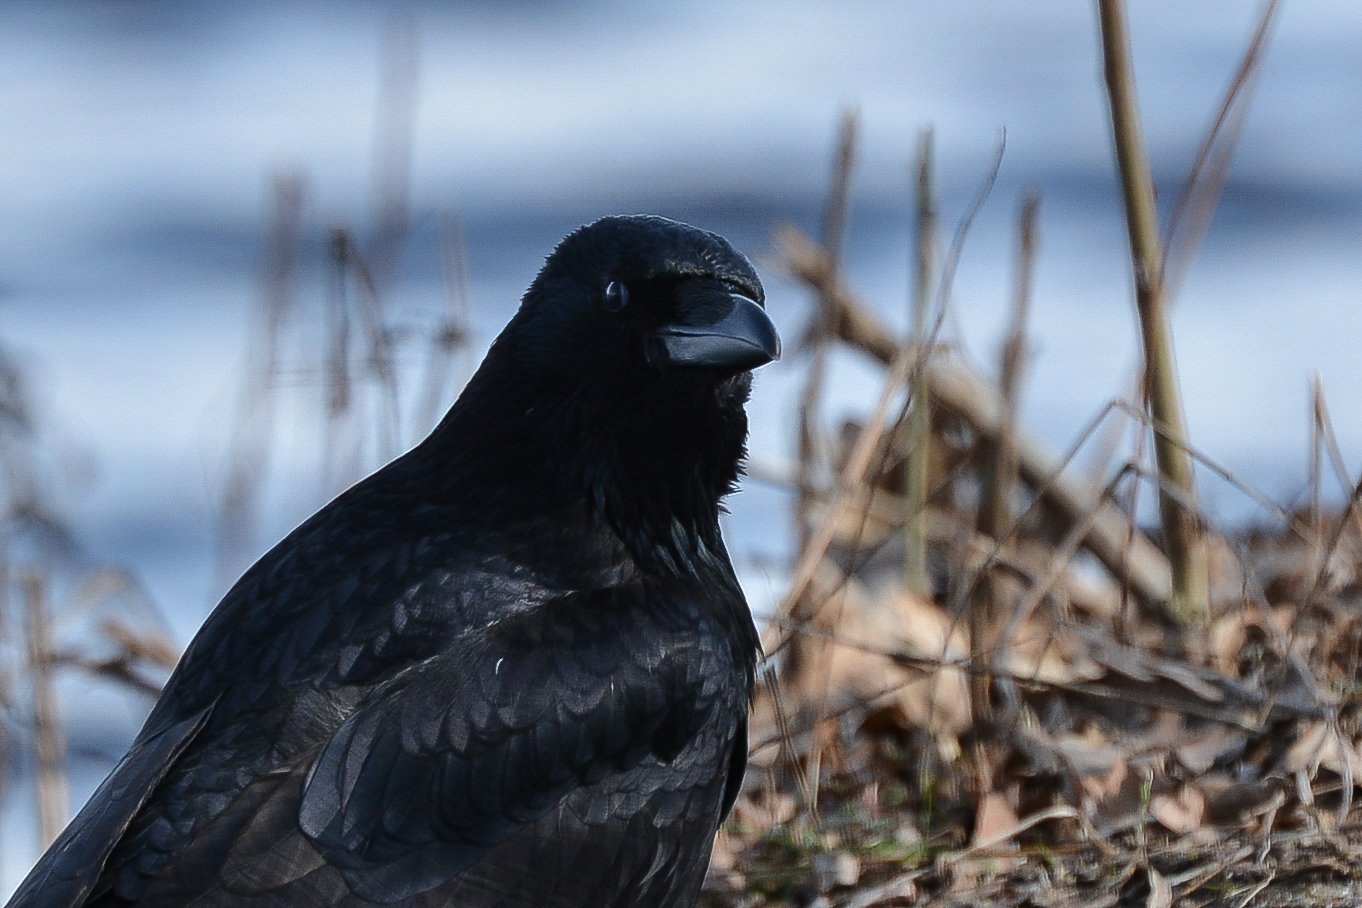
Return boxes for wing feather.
[6,707,212,908]
[296,597,724,902]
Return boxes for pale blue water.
[1,0,1360,891]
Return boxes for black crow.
[9,215,780,907]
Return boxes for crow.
[8,215,780,907]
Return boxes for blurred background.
[1,0,1360,895]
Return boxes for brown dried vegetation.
[12,4,1362,905]
[702,5,1362,904]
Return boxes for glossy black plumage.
[8,215,777,908]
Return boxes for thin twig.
[1310,376,1362,542]
[943,805,1079,864]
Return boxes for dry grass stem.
[1163,0,1281,298]
[368,14,419,285]
[793,109,861,810]
[214,174,305,593]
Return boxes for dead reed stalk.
[970,195,1039,719]
[796,110,860,556]
[22,572,67,848]
[902,130,936,599]
[1097,0,1208,626]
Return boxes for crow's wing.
[6,706,213,908]
[288,595,736,903]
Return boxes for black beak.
[646,294,781,373]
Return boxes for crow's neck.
[425,367,750,576]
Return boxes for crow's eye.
[602,280,629,313]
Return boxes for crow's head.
[507,214,779,393]
[441,215,779,562]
